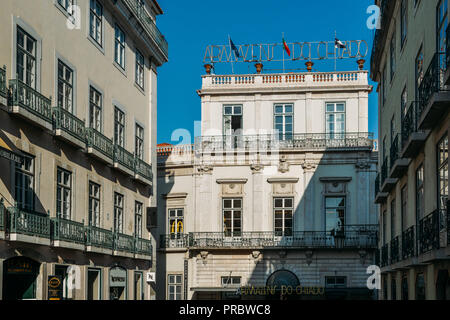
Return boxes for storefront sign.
[48,275,63,300]
[110,267,127,287]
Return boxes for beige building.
[0,0,167,300]
[372,0,449,299]
[156,64,378,300]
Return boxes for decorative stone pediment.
[320,177,351,194]
[217,179,247,195]
[268,178,298,195]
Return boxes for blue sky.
[156,0,378,144]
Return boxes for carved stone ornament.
[355,160,371,170]
[305,250,314,266]
[301,162,317,172]
[250,163,264,174]
[278,157,289,173]
[197,165,213,174]
[199,251,209,264]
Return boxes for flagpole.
[282,32,285,73]
[334,30,337,72]
[228,34,234,74]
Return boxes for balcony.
[417,52,450,130]
[135,237,153,259]
[7,79,53,131]
[0,66,6,106]
[160,234,190,249]
[381,244,389,268]
[135,157,153,185]
[389,134,409,179]
[114,232,136,257]
[418,210,440,255]
[374,173,388,204]
[86,225,114,253]
[401,101,428,158]
[6,207,51,245]
[401,226,416,260]
[51,216,85,251]
[163,226,378,249]
[52,107,86,149]
[444,25,450,85]
[390,236,400,265]
[121,0,168,60]
[85,128,114,164]
[201,71,369,94]
[113,145,136,176]
[195,133,374,154]
[380,157,397,193]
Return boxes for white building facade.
[156,67,378,300]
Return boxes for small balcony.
[195,133,374,154]
[135,237,153,260]
[380,244,389,267]
[380,157,397,193]
[51,216,85,251]
[113,145,136,177]
[121,0,168,60]
[135,157,153,185]
[401,101,428,158]
[6,207,51,245]
[85,225,114,253]
[389,134,409,179]
[401,226,416,260]
[418,210,440,255]
[0,66,7,106]
[160,234,190,249]
[52,107,86,149]
[374,173,388,204]
[7,79,53,131]
[85,128,114,164]
[390,236,400,265]
[417,52,450,130]
[113,232,136,257]
[444,25,450,85]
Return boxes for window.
[57,0,74,15]
[113,193,124,233]
[325,102,345,139]
[135,124,144,160]
[415,47,424,100]
[221,276,241,287]
[437,135,448,230]
[390,115,396,146]
[57,60,73,113]
[223,198,242,237]
[223,105,243,135]
[391,198,396,239]
[135,50,145,89]
[135,201,143,238]
[390,32,396,81]
[17,27,37,88]
[89,86,102,131]
[114,25,126,69]
[325,276,347,288]
[15,154,34,211]
[114,107,125,147]
[400,0,408,47]
[274,198,293,237]
[401,185,407,232]
[88,181,100,226]
[325,197,345,232]
[391,277,397,300]
[382,66,387,105]
[56,168,72,220]
[89,0,103,46]
[437,0,448,53]
[274,104,293,141]
[415,274,426,300]
[169,209,184,239]
[416,165,424,222]
[167,274,182,300]
[401,86,408,118]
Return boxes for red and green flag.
[282,37,291,56]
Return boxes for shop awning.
[0,136,23,164]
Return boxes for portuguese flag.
[282,37,291,57]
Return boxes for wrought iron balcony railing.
[390,134,400,168]
[51,216,85,244]
[114,232,136,252]
[418,52,449,116]
[160,234,190,248]
[390,236,400,264]
[135,157,153,181]
[195,133,374,153]
[8,79,52,123]
[114,144,136,172]
[381,157,388,186]
[122,0,168,58]
[86,127,114,160]
[160,226,378,249]
[418,210,440,254]
[381,243,389,267]
[401,101,422,150]
[447,25,450,72]
[86,225,114,249]
[401,226,415,260]
[135,237,153,256]
[53,106,86,142]
[6,207,51,238]
[0,66,6,99]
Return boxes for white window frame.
[114,192,124,234]
[273,197,293,237]
[57,59,74,113]
[15,154,35,211]
[114,25,126,69]
[223,198,242,237]
[135,50,145,89]
[274,104,293,141]
[88,181,101,227]
[56,167,72,220]
[89,86,102,131]
[167,274,182,300]
[89,0,103,47]
[325,102,346,139]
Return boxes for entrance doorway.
[2,256,40,300]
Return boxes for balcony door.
[326,102,345,141]
[223,198,242,240]
[223,105,242,149]
[168,208,184,247]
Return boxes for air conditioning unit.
[146,272,156,283]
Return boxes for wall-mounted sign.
[5,257,37,274]
[110,267,127,287]
[146,272,156,283]
[48,275,63,300]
